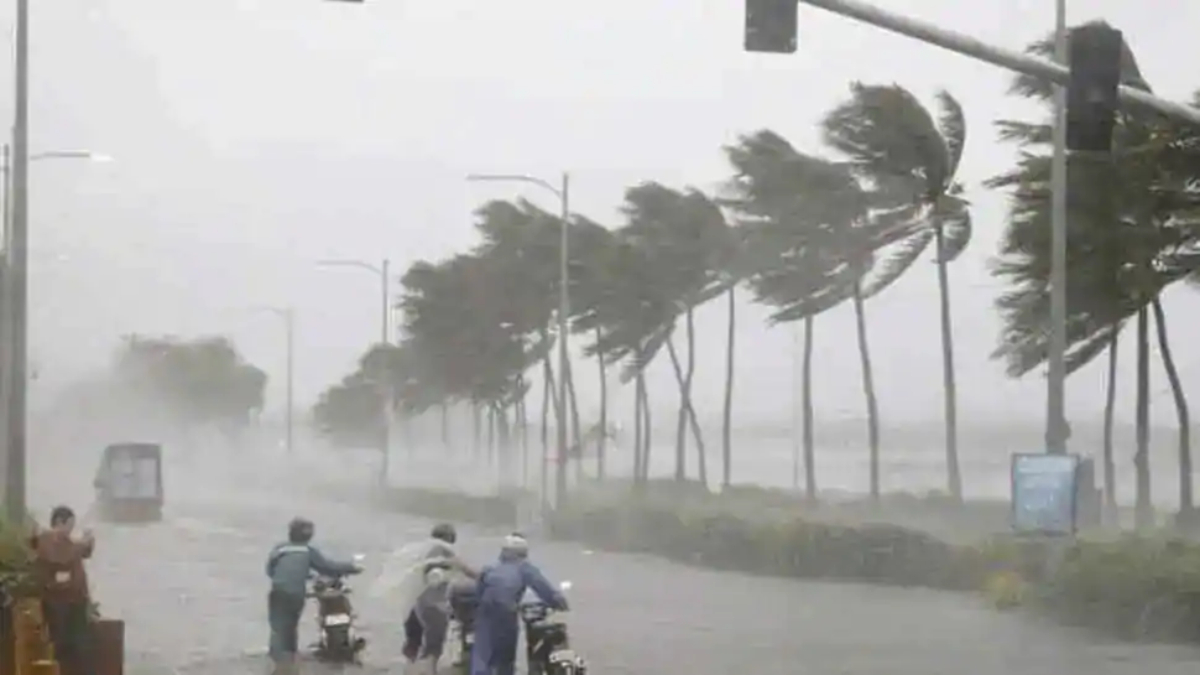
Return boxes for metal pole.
[791,322,800,491]
[284,308,295,455]
[0,144,9,489]
[379,258,391,486]
[1046,0,1068,454]
[6,0,30,520]
[553,173,570,509]
[796,0,1200,126]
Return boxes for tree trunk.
[596,328,608,481]
[440,402,450,452]
[673,331,688,481]
[541,355,559,501]
[666,336,708,485]
[721,287,736,489]
[685,305,707,486]
[1102,328,1119,524]
[933,223,962,502]
[486,405,496,465]
[802,316,817,503]
[472,402,482,459]
[638,370,653,482]
[518,385,530,488]
[497,404,512,485]
[633,368,644,485]
[852,284,881,503]
[1151,297,1193,522]
[1134,307,1153,529]
[564,356,583,454]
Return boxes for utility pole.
[7,0,30,520]
[379,258,392,487]
[464,172,572,510]
[316,257,394,485]
[754,0,1200,124]
[1046,0,1068,454]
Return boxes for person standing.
[470,534,566,675]
[31,505,95,675]
[265,517,361,671]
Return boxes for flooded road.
[79,484,1200,675]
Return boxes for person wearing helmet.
[266,517,361,668]
[402,523,478,672]
[469,533,566,675]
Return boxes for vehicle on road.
[93,442,164,523]
[522,581,586,675]
[309,553,368,664]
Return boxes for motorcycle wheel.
[322,625,354,661]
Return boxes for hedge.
[376,482,1200,643]
[374,486,535,529]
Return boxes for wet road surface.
[76,482,1200,675]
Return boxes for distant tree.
[115,334,266,435]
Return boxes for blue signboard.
[1011,453,1080,535]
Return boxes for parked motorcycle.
[310,553,368,664]
[521,581,587,675]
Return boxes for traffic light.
[1066,23,1123,152]
[744,0,797,54]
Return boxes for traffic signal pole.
[792,0,1200,126]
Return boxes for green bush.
[0,516,33,600]
[548,493,986,590]
[376,483,1200,643]
[374,486,532,529]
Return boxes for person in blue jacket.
[266,517,361,667]
[470,533,567,675]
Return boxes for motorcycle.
[521,581,587,675]
[447,579,480,670]
[310,553,368,664]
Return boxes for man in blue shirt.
[470,533,567,675]
[265,517,361,668]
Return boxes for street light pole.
[379,258,392,486]
[7,0,31,520]
[793,0,1200,126]
[317,258,393,485]
[465,172,572,510]
[1046,0,1069,455]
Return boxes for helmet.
[431,523,457,544]
[288,517,314,544]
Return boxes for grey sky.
[9,0,1200,425]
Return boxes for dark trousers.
[268,590,306,662]
[403,609,423,658]
[43,600,90,675]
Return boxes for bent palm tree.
[821,83,973,502]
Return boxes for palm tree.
[618,183,731,485]
[720,130,892,501]
[820,84,974,502]
[988,22,1200,525]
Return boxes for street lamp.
[0,134,110,518]
[245,306,296,456]
[466,172,571,510]
[317,258,393,485]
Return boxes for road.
[74,480,1200,675]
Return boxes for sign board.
[1011,453,1080,535]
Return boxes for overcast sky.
[6,0,1200,427]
